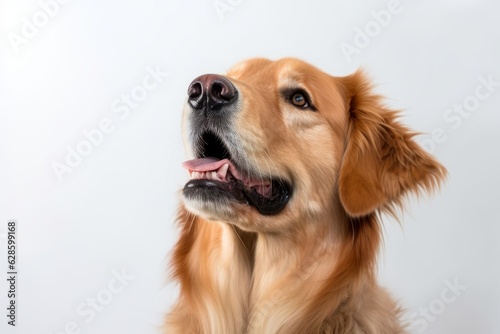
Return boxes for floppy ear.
[338,71,447,217]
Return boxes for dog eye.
[282,88,316,111]
[291,93,308,108]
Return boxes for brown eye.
[291,93,308,108]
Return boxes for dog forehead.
[226,58,272,79]
[229,57,330,73]
[275,59,336,89]
[227,58,307,81]
[276,63,300,85]
[226,58,338,97]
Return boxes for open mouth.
[182,132,292,215]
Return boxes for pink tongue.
[182,157,229,172]
[182,158,241,179]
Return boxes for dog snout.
[187,74,238,111]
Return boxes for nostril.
[211,82,225,100]
[188,82,203,99]
[210,81,236,102]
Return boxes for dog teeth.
[217,164,229,180]
[188,163,231,182]
[189,170,223,181]
[191,171,202,179]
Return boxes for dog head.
[180,58,446,233]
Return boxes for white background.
[1,0,499,333]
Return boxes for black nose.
[187,74,238,110]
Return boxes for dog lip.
[182,157,292,215]
[185,131,292,214]
[242,179,292,215]
[183,157,273,195]
[182,178,291,215]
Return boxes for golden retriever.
[164,58,446,333]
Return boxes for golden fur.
[164,58,446,333]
